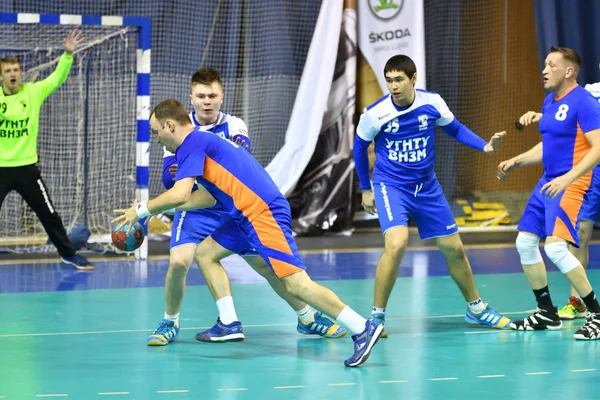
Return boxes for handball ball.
[111,222,145,252]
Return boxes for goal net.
[0,22,140,253]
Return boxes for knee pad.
[544,241,581,274]
[515,232,543,265]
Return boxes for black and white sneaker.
[574,314,600,340]
[510,308,562,331]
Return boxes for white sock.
[371,306,386,316]
[336,305,367,335]
[164,312,180,326]
[216,296,239,325]
[468,298,485,313]
[296,305,315,323]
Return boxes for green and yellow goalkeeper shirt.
[0,52,73,167]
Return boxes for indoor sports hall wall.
[2,0,592,238]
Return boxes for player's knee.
[281,272,310,298]
[169,253,193,274]
[578,221,593,246]
[383,231,408,256]
[544,241,580,274]
[515,232,542,265]
[438,236,466,261]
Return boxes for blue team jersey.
[356,89,454,184]
[175,128,281,223]
[163,111,248,159]
[539,85,600,180]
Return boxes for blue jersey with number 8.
[539,85,600,180]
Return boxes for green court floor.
[1,269,598,400]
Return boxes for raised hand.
[64,29,85,55]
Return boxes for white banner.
[287,4,358,235]
[266,1,343,196]
[358,0,426,91]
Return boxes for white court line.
[36,395,68,398]
[570,369,596,373]
[0,240,537,266]
[525,372,551,375]
[478,375,505,379]
[379,380,408,384]
[8,239,600,266]
[273,386,304,389]
[98,393,130,396]
[327,383,356,387]
[156,390,189,394]
[428,378,458,381]
[0,311,536,338]
[217,388,248,392]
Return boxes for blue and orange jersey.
[539,85,600,181]
[175,128,281,222]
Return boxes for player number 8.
[555,104,569,121]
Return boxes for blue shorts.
[239,195,305,278]
[170,210,258,257]
[580,167,600,222]
[373,176,458,240]
[518,175,589,246]
[170,209,226,249]
[212,220,259,257]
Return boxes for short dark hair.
[549,46,581,68]
[191,67,222,87]
[384,55,417,78]
[150,99,191,126]
[0,57,21,71]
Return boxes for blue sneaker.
[368,313,389,338]
[465,304,511,329]
[147,319,180,346]
[297,312,347,338]
[195,318,245,342]
[60,254,95,271]
[344,318,384,367]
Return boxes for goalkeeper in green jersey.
[0,29,94,270]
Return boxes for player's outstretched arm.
[517,111,543,128]
[440,119,489,152]
[176,184,217,211]
[541,128,600,198]
[483,131,506,154]
[496,142,542,180]
[36,29,85,100]
[112,177,204,232]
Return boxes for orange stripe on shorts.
[268,257,302,278]
[250,208,293,256]
[552,216,576,244]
